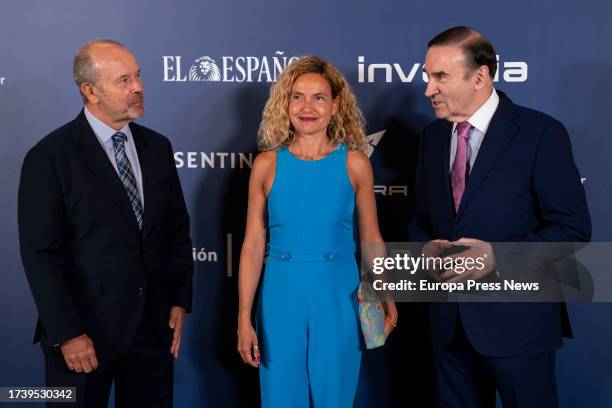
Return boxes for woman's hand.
[237,321,260,368]
[383,300,398,340]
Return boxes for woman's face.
[288,73,338,138]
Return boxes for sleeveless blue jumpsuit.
[257,144,362,407]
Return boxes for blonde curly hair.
[257,56,367,151]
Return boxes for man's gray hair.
[73,39,126,88]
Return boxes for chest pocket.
[484,164,525,184]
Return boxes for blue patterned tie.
[112,132,144,230]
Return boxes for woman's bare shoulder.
[252,150,277,173]
[346,149,372,174]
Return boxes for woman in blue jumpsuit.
[237,56,398,407]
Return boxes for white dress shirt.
[84,107,144,207]
[449,89,500,173]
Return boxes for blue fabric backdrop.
[1,1,610,406]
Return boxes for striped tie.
[112,132,144,230]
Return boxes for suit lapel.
[73,111,141,233]
[456,92,519,217]
[430,121,456,218]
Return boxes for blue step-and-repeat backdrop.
[1,1,611,406]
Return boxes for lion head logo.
[189,56,222,82]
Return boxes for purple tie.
[451,121,472,212]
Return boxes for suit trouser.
[435,319,557,408]
[43,313,173,408]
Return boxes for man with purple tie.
[410,26,591,407]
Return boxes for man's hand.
[60,334,98,373]
[169,306,186,359]
[440,238,496,283]
[422,239,452,281]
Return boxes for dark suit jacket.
[409,91,591,357]
[18,110,194,355]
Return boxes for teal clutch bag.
[357,282,386,349]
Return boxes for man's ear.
[80,83,98,104]
[474,66,490,90]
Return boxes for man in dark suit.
[409,27,591,407]
[18,39,193,407]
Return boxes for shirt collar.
[84,106,131,143]
[452,89,499,134]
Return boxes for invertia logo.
[163,51,299,83]
[357,55,528,83]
